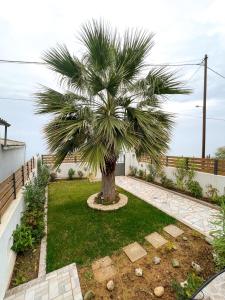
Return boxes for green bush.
[211,197,225,269]
[11,225,34,253]
[161,175,174,189]
[206,184,219,202]
[146,164,158,182]
[129,166,138,177]
[172,273,204,300]
[186,180,203,199]
[68,168,75,180]
[138,169,145,178]
[77,170,84,178]
[22,209,45,242]
[24,181,45,210]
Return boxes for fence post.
[22,165,25,185]
[12,173,16,199]
[214,159,218,175]
[33,157,35,169]
[166,156,168,166]
[185,157,189,170]
[27,162,29,177]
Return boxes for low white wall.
[0,170,36,300]
[53,163,101,180]
[125,152,225,196]
[0,146,26,182]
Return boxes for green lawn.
[47,180,175,272]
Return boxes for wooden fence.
[0,157,35,219]
[139,155,225,176]
[42,154,81,165]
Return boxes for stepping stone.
[92,256,116,283]
[163,224,184,238]
[145,232,168,249]
[123,242,147,262]
[92,256,112,270]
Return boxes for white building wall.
[125,152,225,196]
[0,147,26,182]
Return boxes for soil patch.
[9,245,40,288]
[79,223,215,300]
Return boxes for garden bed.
[10,245,40,288]
[79,223,215,300]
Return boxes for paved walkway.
[4,263,82,300]
[115,176,219,237]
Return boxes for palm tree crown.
[36,20,190,202]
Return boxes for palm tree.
[36,20,190,204]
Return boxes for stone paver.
[123,242,147,262]
[92,256,116,283]
[163,224,184,238]
[4,263,82,300]
[115,176,219,237]
[194,270,225,300]
[145,232,168,248]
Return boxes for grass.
[47,179,176,272]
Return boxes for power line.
[0,97,33,102]
[207,66,225,80]
[0,59,45,65]
[0,58,202,67]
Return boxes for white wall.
[125,152,225,196]
[52,162,101,180]
[0,146,26,182]
[0,169,36,300]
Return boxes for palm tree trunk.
[101,158,117,204]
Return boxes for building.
[0,117,26,182]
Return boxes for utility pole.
[202,54,208,158]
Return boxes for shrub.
[172,273,204,300]
[138,169,145,178]
[129,166,137,177]
[68,168,75,180]
[161,176,174,189]
[22,209,45,242]
[174,158,187,190]
[50,172,57,182]
[146,164,158,182]
[11,225,34,253]
[24,181,45,210]
[77,170,84,178]
[211,197,225,269]
[37,163,50,188]
[186,180,203,199]
[206,184,219,202]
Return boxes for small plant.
[77,170,84,178]
[206,184,219,202]
[68,168,75,180]
[146,164,158,182]
[174,158,188,190]
[186,180,203,199]
[165,241,177,252]
[13,273,27,286]
[129,166,137,177]
[11,224,34,253]
[50,172,57,182]
[172,273,204,300]
[159,172,174,189]
[211,197,225,269]
[138,169,144,178]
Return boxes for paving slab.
[123,242,147,262]
[92,265,117,283]
[145,232,168,248]
[92,256,112,271]
[163,224,184,238]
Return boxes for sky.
[0,0,225,159]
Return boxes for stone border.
[130,176,219,211]
[87,193,128,211]
[38,187,48,277]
